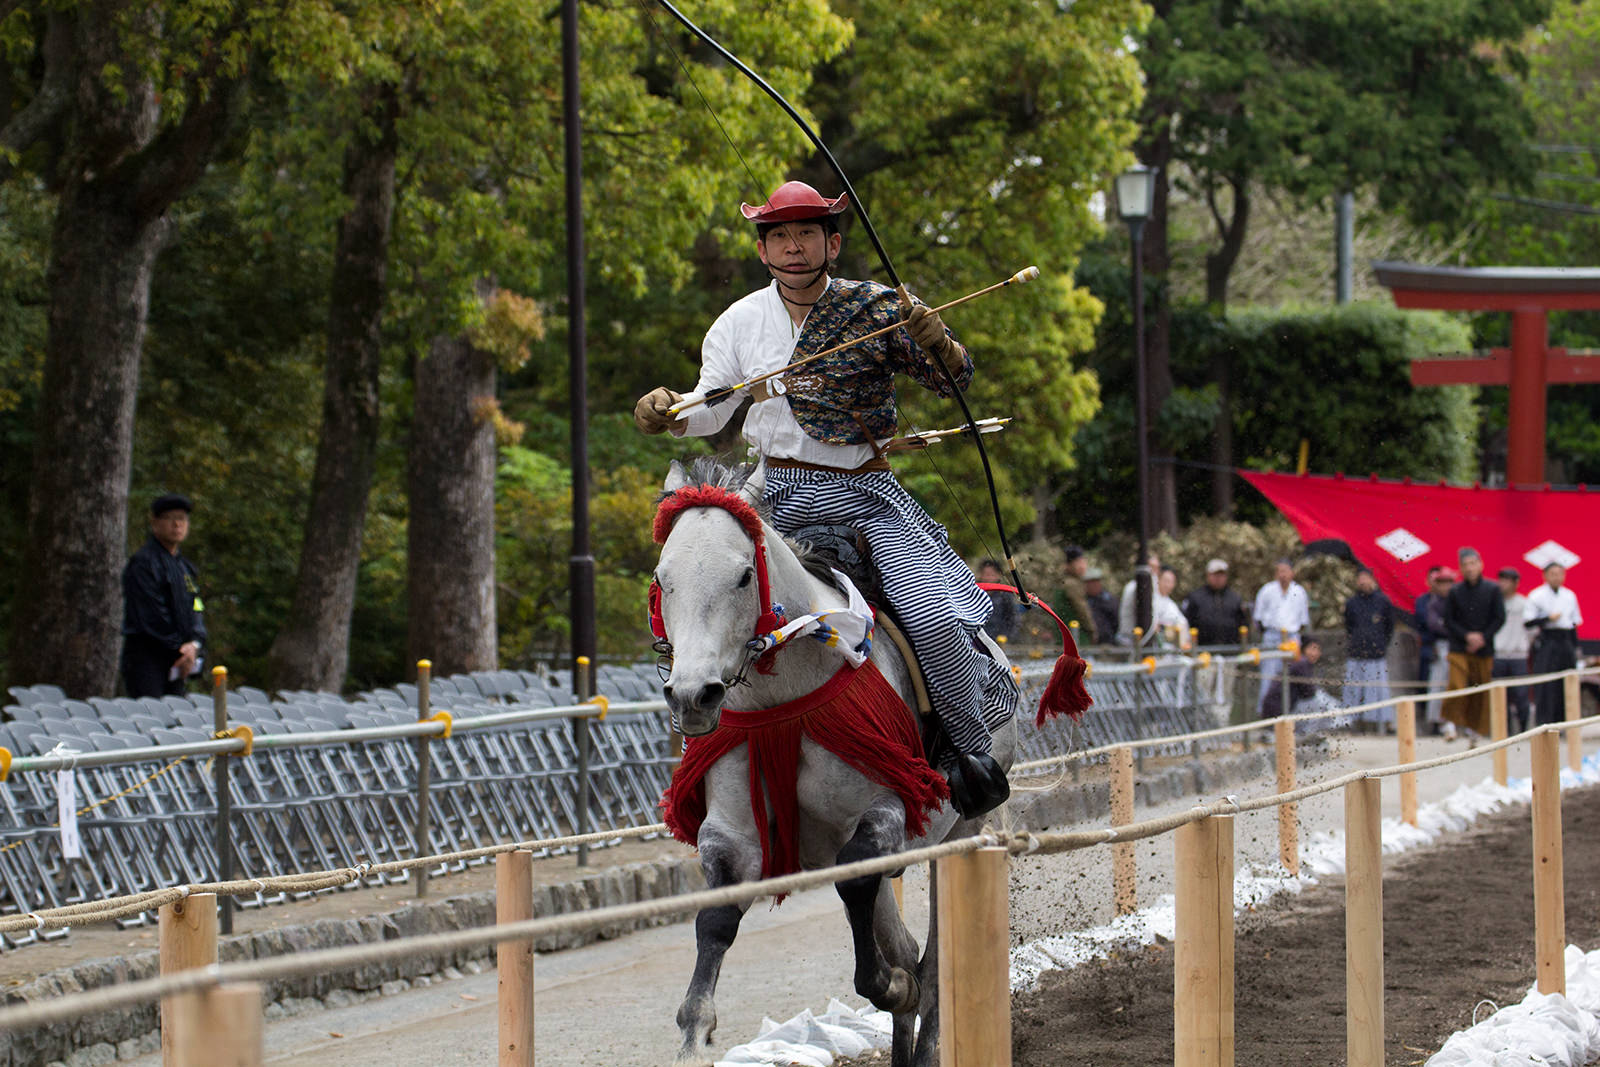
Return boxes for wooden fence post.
[1532,729,1567,996]
[1491,685,1509,787]
[497,849,535,1067]
[1346,778,1384,1067]
[1396,700,1418,828]
[1110,746,1137,915]
[1566,673,1584,774]
[167,983,262,1067]
[160,893,218,1065]
[1174,814,1235,1067]
[937,846,1012,1067]
[1274,719,1298,875]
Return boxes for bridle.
[650,485,788,689]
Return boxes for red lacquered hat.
[740,180,850,223]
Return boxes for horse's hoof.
[670,1053,715,1067]
[879,966,921,1016]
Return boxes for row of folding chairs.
[0,690,678,948]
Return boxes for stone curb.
[5,738,1320,1066]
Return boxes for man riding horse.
[634,179,1016,817]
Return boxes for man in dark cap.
[121,493,206,697]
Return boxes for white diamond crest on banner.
[1376,527,1430,563]
[1524,539,1581,571]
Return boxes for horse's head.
[654,460,772,737]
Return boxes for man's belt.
[765,456,892,475]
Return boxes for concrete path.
[118,727,1595,1067]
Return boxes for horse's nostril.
[700,682,727,708]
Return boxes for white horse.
[653,459,1017,1067]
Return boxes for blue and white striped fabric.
[765,467,1017,756]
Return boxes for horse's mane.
[660,457,848,592]
[658,457,770,518]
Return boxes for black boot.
[945,752,1010,818]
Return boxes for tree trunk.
[407,333,498,676]
[8,185,167,696]
[267,89,398,692]
[1204,178,1250,518]
[1141,130,1180,536]
[6,5,236,697]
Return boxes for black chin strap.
[769,261,830,308]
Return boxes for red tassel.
[976,581,1095,725]
[1037,652,1091,727]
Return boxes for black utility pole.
[563,0,596,862]
[1116,165,1158,646]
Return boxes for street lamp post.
[1117,164,1157,646]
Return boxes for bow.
[653,0,1030,603]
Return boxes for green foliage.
[1219,303,1479,482]
[1150,0,1547,228]
[1059,264,1479,541]
[495,444,663,666]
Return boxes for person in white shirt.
[1254,559,1311,712]
[1525,562,1583,725]
[1492,567,1531,733]
[1152,566,1192,651]
[632,180,1017,818]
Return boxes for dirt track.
[1011,782,1600,1066]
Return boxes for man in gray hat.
[121,493,206,697]
[1085,568,1118,646]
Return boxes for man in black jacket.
[1442,547,1504,739]
[121,493,206,697]
[1343,569,1395,731]
[1181,559,1248,647]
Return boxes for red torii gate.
[1373,261,1600,486]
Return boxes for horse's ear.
[740,460,766,505]
[664,460,689,493]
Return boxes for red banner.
[1240,471,1596,639]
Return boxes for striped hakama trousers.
[764,467,1017,757]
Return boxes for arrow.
[671,266,1041,417]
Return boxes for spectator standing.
[1441,548,1505,740]
[1254,559,1310,712]
[1153,566,1192,650]
[1057,545,1093,640]
[121,493,206,698]
[1414,566,1455,733]
[1526,562,1584,724]
[1118,555,1160,646]
[1493,567,1531,734]
[1182,558,1248,647]
[977,559,1019,642]
[1085,569,1118,647]
[1343,568,1396,731]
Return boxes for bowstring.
[893,395,1000,563]
[635,0,775,217]
[637,0,996,559]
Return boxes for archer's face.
[757,222,841,277]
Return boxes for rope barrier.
[1010,665,1600,777]
[0,669,1592,1031]
[0,822,670,934]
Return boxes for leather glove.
[633,386,683,435]
[902,303,963,375]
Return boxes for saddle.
[787,523,934,721]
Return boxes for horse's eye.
[738,569,753,589]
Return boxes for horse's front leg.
[674,819,761,1067]
[835,798,920,1065]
